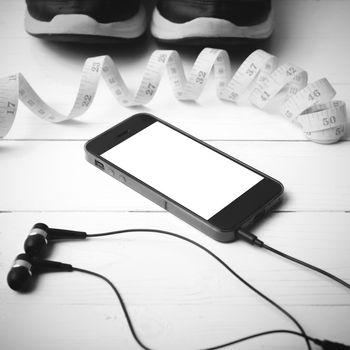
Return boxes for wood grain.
[1,0,350,349]
[1,212,350,349]
[1,140,349,211]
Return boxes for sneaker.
[151,0,274,44]
[25,0,147,43]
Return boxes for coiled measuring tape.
[0,48,347,144]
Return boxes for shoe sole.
[25,5,147,42]
[151,8,274,43]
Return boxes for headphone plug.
[237,229,264,247]
[313,339,350,350]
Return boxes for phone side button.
[119,175,127,184]
[107,168,115,176]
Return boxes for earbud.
[7,254,33,291]
[8,223,85,291]
[7,253,73,291]
[24,223,87,256]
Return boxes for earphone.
[7,253,73,291]
[24,222,87,256]
[8,222,86,291]
[7,223,350,350]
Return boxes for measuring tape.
[0,48,346,143]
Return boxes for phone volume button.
[107,168,115,176]
[119,175,127,184]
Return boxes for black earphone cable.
[74,266,317,350]
[73,267,152,350]
[15,225,350,349]
[237,229,350,290]
[87,229,312,350]
[262,244,350,290]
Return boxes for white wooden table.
[1,1,350,349]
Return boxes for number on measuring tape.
[0,48,347,143]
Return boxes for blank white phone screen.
[102,122,263,220]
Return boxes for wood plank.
[1,1,350,350]
[1,140,349,212]
[1,211,350,349]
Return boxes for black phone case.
[85,114,283,242]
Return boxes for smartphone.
[85,113,283,242]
